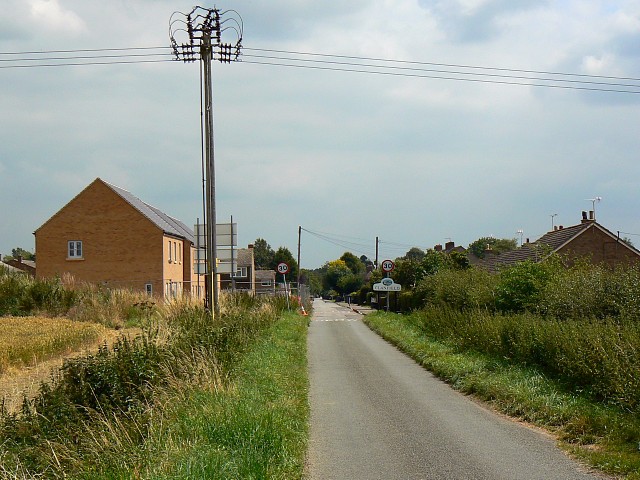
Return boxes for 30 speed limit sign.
[381,259,395,273]
[276,262,290,275]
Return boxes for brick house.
[34,178,203,300]
[255,269,276,296]
[475,211,640,272]
[219,246,256,294]
[2,256,36,276]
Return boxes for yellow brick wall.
[36,179,165,296]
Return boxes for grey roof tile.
[104,180,195,243]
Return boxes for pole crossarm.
[168,6,243,317]
[169,6,243,63]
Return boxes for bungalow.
[34,178,203,300]
[475,211,640,272]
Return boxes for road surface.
[307,299,607,480]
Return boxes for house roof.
[35,178,195,244]
[103,180,194,243]
[255,269,275,281]
[1,262,24,274]
[236,248,254,268]
[480,219,640,272]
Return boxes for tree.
[403,247,425,262]
[340,252,364,275]
[3,247,35,262]
[253,238,274,269]
[300,268,323,295]
[468,237,518,259]
[392,258,424,289]
[337,273,364,295]
[323,260,352,293]
[272,246,298,281]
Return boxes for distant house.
[255,269,276,296]
[34,178,204,300]
[2,256,36,276]
[474,211,640,272]
[219,246,256,294]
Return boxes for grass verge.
[364,311,640,480]
[133,311,309,479]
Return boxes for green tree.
[253,238,275,270]
[300,269,323,295]
[4,247,35,262]
[340,252,364,275]
[403,247,426,262]
[468,237,518,259]
[272,246,298,281]
[494,260,554,312]
[337,273,364,295]
[323,260,352,293]
[392,258,424,289]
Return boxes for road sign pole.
[283,273,290,310]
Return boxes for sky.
[1,0,639,269]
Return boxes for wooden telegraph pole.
[170,7,243,318]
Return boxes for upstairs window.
[233,266,248,278]
[68,241,83,259]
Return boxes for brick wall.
[35,180,164,294]
[558,224,640,267]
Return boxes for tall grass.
[0,317,105,374]
[410,307,640,412]
[0,294,306,478]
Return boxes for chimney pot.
[589,210,594,220]
[559,225,564,230]
[554,226,558,231]
[582,211,588,220]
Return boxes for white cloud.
[29,0,85,35]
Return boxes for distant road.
[307,299,608,480]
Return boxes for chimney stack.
[445,241,455,251]
[434,244,443,252]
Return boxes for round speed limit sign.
[277,262,290,275]
[381,259,395,273]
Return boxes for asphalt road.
[307,299,608,480]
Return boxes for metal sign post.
[277,262,290,310]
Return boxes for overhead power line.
[1,44,639,94]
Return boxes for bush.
[415,267,497,311]
[411,307,640,411]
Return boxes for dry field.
[0,316,132,413]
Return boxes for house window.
[68,240,83,259]
[145,283,153,296]
[233,266,248,278]
[261,280,272,286]
[179,242,182,264]
[168,240,172,263]
[173,242,177,264]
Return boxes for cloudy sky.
[1,0,639,269]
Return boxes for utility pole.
[297,225,302,290]
[375,236,379,269]
[170,7,242,318]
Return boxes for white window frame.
[145,283,153,296]
[233,266,248,278]
[261,280,272,287]
[68,240,83,259]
